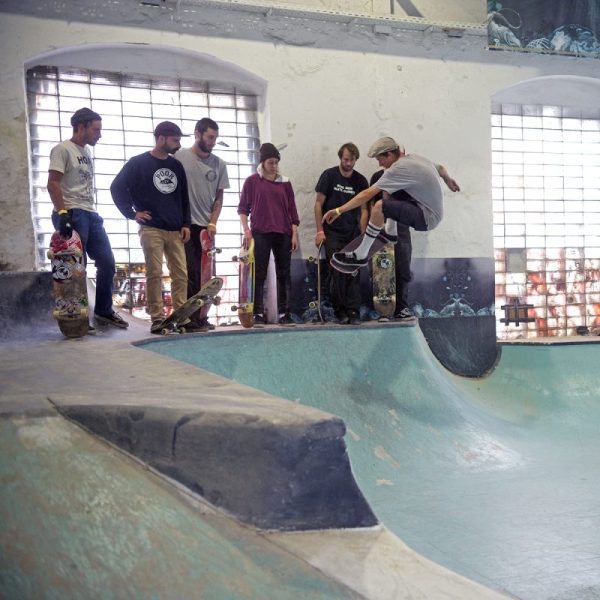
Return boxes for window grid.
[28,66,260,324]
[492,102,600,339]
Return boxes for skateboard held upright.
[372,243,396,319]
[232,238,255,328]
[307,241,324,322]
[151,276,223,335]
[47,230,89,338]
[198,229,222,323]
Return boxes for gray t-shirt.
[376,154,443,229]
[175,148,230,226]
[48,140,96,212]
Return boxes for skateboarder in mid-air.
[323,137,460,272]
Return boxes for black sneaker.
[253,314,266,326]
[95,311,129,328]
[394,308,416,321]
[348,311,361,325]
[278,313,295,326]
[151,319,164,334]
[197,318,215,331]
[331,251,368,269]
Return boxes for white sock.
[351,221,382,259]
[385,219,397,237]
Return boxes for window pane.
[492,105,600,339]
[27,65,260,326]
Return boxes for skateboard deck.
[372,243,396,318]
[330,231,388,275]
[151,276,223,334]
[47,230,89,338]
[307,242,324,322]
[232,238,255,328]
[198,229,221,322]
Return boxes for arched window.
[27,46,265,325]
[492,77,600,338]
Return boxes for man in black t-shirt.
[314,143,368,324]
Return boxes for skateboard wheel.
[179,327,186,334]
[231,305,238,311]
[161,328,169,335]
[214,296,221,306]
[309,301,317,309]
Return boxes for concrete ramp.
[141,327,600,600]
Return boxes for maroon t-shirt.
[238,173,300,235]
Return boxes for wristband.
[207,223,217,231]
[57,209,68,215]
[335,208,342,216]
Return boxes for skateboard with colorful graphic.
[372,243,396,319]
[47,230,89,338]
[198,229,222,323]
[307,241,324,322]
[330,232,388,275]
[151,276,223,335]
[232,238,255,328]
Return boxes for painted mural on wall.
[289,256,495,322]
[487,0,600,58]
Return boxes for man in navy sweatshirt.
[110,121,191,332]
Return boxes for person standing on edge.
[369,160,414,321]
[324,137,460,271]
[314,143,368,325]
[47,107,128,331]
[110,122,191,333]
[238,143,300,325]
[176,117,229,331]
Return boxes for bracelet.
[207,223,217,231]
[57,209,68,215]
[335,208,342,216]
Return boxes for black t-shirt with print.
[315,166,368,237]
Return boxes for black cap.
[70,107,102,127]
[154,121,188,137]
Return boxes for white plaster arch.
[25,43,267,111]
[491,75,600,117]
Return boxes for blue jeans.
[52,209,116,316]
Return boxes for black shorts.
[381,196,427,231]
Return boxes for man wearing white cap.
[323,137,459,271]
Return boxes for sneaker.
[394,308,416,321]
[347,311,362,325]
[87,323,97,335]
[150,319,164,333]
[278,313,295,326]
[196,318,215,331]
[253,314,266,326]
[95,311,129,328]
[377,231,398,245]
[331,251,368,269]
[184,318,214,332]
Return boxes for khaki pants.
[139,226,187,321]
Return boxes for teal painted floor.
[0,412,362,600]
[142,327,600,600]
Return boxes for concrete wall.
[0,1,599,272]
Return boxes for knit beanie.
[259,143,280,163]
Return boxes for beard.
[196,139,212,154]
